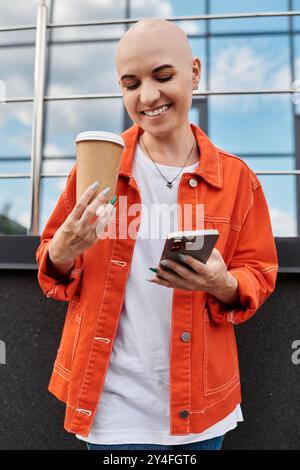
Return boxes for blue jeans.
[86,435,224,451]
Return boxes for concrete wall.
[0,271,298,450]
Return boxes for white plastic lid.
[75,131,124,147]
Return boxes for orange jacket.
[36,123,278,437]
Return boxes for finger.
[152,274,191,290]
[154,265,193,290]
[147,277,173,288]
[95,205,115,239]
[159,259,194,280]
[155,265,184,283]
[177,254,206,274]
[71,183,109,221]
[80,186,111,224]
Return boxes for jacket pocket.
[203,307,239,395]
[55,294,83,375]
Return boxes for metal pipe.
[0,24,36,32]
[28,0,48,236]
[46,11,300,29]
[1,171,300,179]
[1,10,300,33]
[4,88,299,104]
[5,97,34,103]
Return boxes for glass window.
[0,0,39,27]
[292,0,300,29]
[0,39,35,98]
[130,0,206,34]
[41,158,74,176]
[208,91,296,236]
[0,101,31,234]
[258,174,297,237]
[0,29,35,47]
[46,41,120,95]
[39,176,68,234]
[293,33,300,115]
[52,0,126,22]
[209,94,293,154]
[209,35,290,91]
[0,177,30,235]
[209,0,289,34]
[43,98,124,163]
[50,24,125,42]
[189,38,206,90]
[241,157,297,238]
[0,102,32,174]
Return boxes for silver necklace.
[141,134,196,189]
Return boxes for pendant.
[166,181,173,188]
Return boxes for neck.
[139,123,199,166]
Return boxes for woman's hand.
[147,248,240,306]
[49,182,116,266]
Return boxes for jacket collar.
[120,123,223,189]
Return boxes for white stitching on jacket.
[94,337,110,344]
[191,382,239,415]
[111,259,127,266]
[76,408,92,416]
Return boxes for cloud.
[175,20,202,35]
[44,97,124,151]
[42,158,74,176]
[0,48,34,99]
[52,0,172,24]
[47,42,119,96]
[269,208,297,237]
[44,142,67,157]
[15,211,29,230]
[0,0,40,27]
[10,133,31,152]
[210,43,292,113]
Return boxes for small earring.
[193,84,198,90]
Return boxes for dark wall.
[0,270,299,450]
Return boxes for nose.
[139,82,160,106]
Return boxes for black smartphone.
[158,229,219,273]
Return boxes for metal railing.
[3,88,300,104]
[1,10,300,33]
[1,6,300,235]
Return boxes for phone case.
[159,229,219,273]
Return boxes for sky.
[0,0,298,236]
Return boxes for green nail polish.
[149,267,158,273]
[110,195,117,205]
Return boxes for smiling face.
[115,19,201,138]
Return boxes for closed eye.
[126,75,174,90]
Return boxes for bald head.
[115,19,193,74]
[115,19,201,136]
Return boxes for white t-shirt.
[77,144,243,445]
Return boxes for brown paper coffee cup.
[75,131,125,203]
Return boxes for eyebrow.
[120,64,176,81]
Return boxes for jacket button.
[189,178,198,188]
[179,409,189,419]
[181,332,191,342]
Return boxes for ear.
[192,57,201,88]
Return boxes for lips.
[141,103,173,119]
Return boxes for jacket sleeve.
[35,163,84,302]
[206,180,278,325]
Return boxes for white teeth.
[144,104,170,117]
